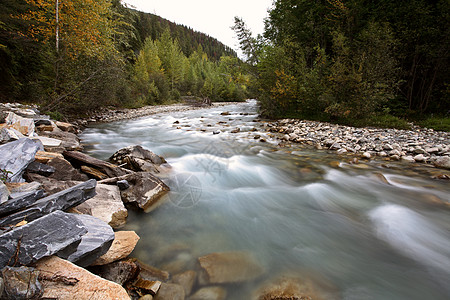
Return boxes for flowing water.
[80,100,450,299]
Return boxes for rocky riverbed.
[265,119,450,170]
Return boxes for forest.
[0,0,251,118]
[234,0,449,129]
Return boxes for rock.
[171,270,196,296]
[0,189,45,217]
[117,179,130,190]
[329,142,341,150]
[26,161,55,176]
[0,211,87,268]
[110,145,167,174]
[0,181,9,204]
[35,256,131,300]
[213,130,220,135]
[5,112,35,136]
[402,155,415,163]
[139,295,154,300]
[0,277,3,298]
[154,283,185,300]
[135,260,170,282]
[47,157,89,181]
[434,156,450,170]
[64,150,131,178]
[190,286,227,300]
[1,266,43,299]
[75,184,127,228]
[425,147,439,154]
[101,172,169,211]
[5,181,41,194]
[0,138,44,182]
[336,148,347,155]
[80,165,108,180]
[33,136,62,148]
[57,214,115,267]
[414,154,426,162]
[0,127,23,143]
[220,111,230,116]
[133,278,162,296]
[231,128,240,133]
[361,152,372,159]
[254,276,330,300]
[55,121,76,133]
[91,258,140,286]
[92,231,140,265]
[198,251,265,284]
[0,179,96,228]
[34,150,64,164]
[39,130,82,151]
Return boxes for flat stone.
[1,266,43,299]
[0,138,44,182]
[35,256,131,300]
[92,231,140,265]
[198,251,265,284]
[6,181,42,194]
[75,184,127,228]
[0,127,23,143]
[133,278,162,296]
[190,286,227,300]
[91,258,140,286]
[135,260,170,282]
[34,150,64,164]
[47,157,89,181]
[33,136,62,147]
[402,155,415,163]
[154,283,185,300]
[0,189,45,217]
[0,179,96,228]
[55,121,76,133]
[81,165,108,180]
[39,131,82,151]
[0,211,87,268]
[26,161,56,176]
[57,214,115,267]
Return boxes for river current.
[80,100,450,299]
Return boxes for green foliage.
[417,117,450,132]
[1,169,12,183]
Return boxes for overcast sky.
[122,0,273,54]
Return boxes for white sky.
[122,0,273,54]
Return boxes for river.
[80,100,450,299]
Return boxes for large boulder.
[100,172,169,211]
[75,184,128,228]
[110,145,167,173]
[35,256,131,300]
[91,231,140,266]
[198,251,265,284]
[1,266,43,299]
[0,179,96,228]
[0,138,44,182]
[0,211,87,268]
[57,214,115,267]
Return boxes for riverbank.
[265,118,450,170]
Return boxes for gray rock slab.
[0,189,45,217]
[0,138,44,182]
[0,179,96,228]
[57,214,114,267]
[26,161,56,176]
[0,182,9,204]
[0,210,87,268]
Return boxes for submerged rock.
[0,138,44,182]
[190,286,227,300]
[198,251,265,284]
[154,282,185,300]
[35,256,131,300]
[0,211,87,268]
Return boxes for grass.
[416,117,450,132]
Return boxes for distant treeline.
[0,0,249,118]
